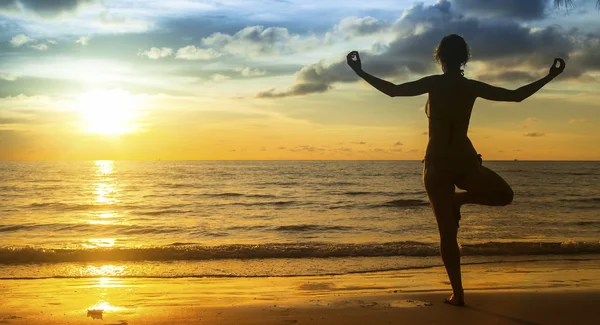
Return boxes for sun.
[77,89,141,135]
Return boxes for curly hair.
[434,34,471,72]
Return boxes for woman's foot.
[444,294,465,306]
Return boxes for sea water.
[1,160,599,278]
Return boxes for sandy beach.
[2,258,599,325]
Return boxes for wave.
[558,197,600,204]
[572,221,600,227]
[341,190,426,196]
[225,201,298,207]
[0,223,186,235]
[274,224,354,232]
[0,225,28,232]
[369,199,430,208]
[203,193,277,198]
[27,202,126,211]
[342,191,396,196]
[138,209,192,216]
[1,240,598,264]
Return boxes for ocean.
[1,160,599,279]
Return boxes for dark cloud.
[476,71,537,83]
[256,82,330,98]
[288,145,324,152]
[453,0,549,20]
[0,0,18,11]
[576,33,600,69]
[0,0,96,18]
[524,132,545,137]
[257,0,597,98]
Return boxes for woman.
[346,34,565,306]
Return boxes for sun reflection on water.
[87,212,120,225]
[87,265,125,278]
[95,160,114,175]
[94,183,118,204]
[93,160,120,205]
[86,160,123,228]
[82,238,116,248]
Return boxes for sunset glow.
[0,0,598,161]
[77,90,140,135]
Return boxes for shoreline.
[2,259,600,324]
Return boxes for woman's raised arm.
[473,58,565,102]
[347,51,433,97]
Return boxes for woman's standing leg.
[423,163,465,305]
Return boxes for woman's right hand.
[549,58,566,78]
[347,51,362,73]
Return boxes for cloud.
[0,73,19,81]
[175,46,223,60]
[202,25,314,57]
[76,36,90,45]
[255,59,355,98]
[574,34,600,70]
[10,34,35,47]
[476,71,537,83]
[288,145,324,152]
[254,0,600,98]
[210,74,230,82]
[47,39,57,44]
[97,9,150,32]
[138,47,173,59]
[568,118,588,124]
[9,34,55,51]
[256,83,331,98]
[334,16,388,38]
[524,132,545,137]
[0,0,97,18]
[521,117,540,128]
[29,43,47,51]
[234,67,267,77]
[453,0,549,20]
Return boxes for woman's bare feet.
[444,293,465,306]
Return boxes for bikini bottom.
[422,154,483,189]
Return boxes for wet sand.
[1,258,599,325]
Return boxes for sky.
[0,0,599,160]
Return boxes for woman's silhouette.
[347,34,565,306]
